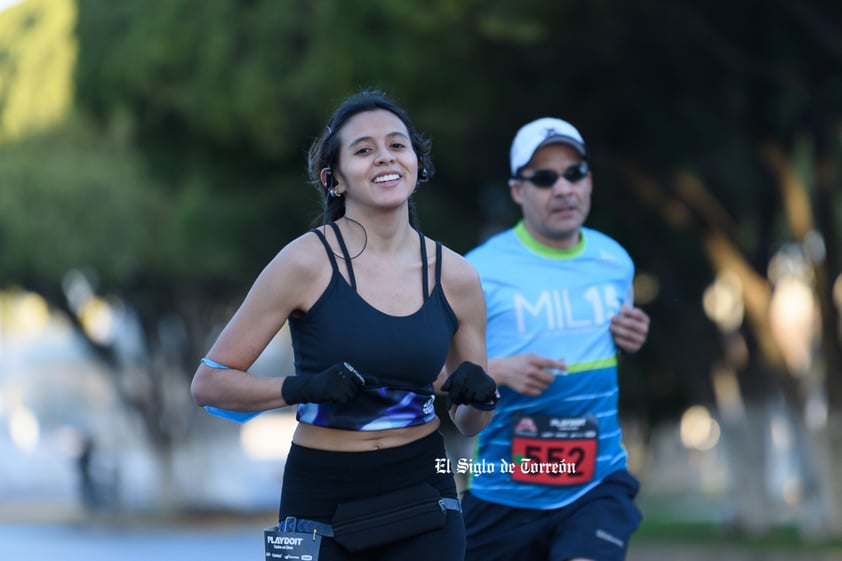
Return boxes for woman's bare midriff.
[292,417,441,452]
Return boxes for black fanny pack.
[331,482,456,551]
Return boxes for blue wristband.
[204,406,262,424]
[199,357,263,424]
[201,357,232,369]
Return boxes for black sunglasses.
[514,162,590,187]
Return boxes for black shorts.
[280,431,464,561]
[463,470,642,561]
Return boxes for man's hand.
[610,305,650,354]
[489,354,566,397]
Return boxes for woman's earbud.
[323,167,335,188]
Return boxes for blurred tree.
[0,0,75,141]
[529,0,842,536]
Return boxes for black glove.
[282,362,366,405]
[441,362,500,410]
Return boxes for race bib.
[511,414,598,485]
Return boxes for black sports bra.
[288,223,458,430]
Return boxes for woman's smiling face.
[334,109,419,211]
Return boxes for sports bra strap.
[434,241,443,287]
[326,222,356,290]
[418,230,429,300]
[310,228,339,275]
[315,226,438,300]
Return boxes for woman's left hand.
[441,362,499,410]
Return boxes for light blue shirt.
[465,222,634,509]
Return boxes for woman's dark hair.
[307,89,434,226]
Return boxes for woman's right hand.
[282,362,366,405]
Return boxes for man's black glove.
[441,362,500,410]
[282,362,365,405]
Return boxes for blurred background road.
[2,519,842,561]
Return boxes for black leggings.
[279,431,464,561]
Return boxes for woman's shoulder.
[429,240,486,331]
[431,241,482,294]
[250,230,333,313]
[266,229,330,279]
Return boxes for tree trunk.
[720,402,775,534]
[799,411,842,539]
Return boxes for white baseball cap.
[509,117,587,176]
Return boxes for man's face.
[510,143,592,250]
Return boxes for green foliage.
[0,113,162,286]
[75,0,316,159]
[636,518,842,552]
[1,0,840,423]
[0,0,75,141]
